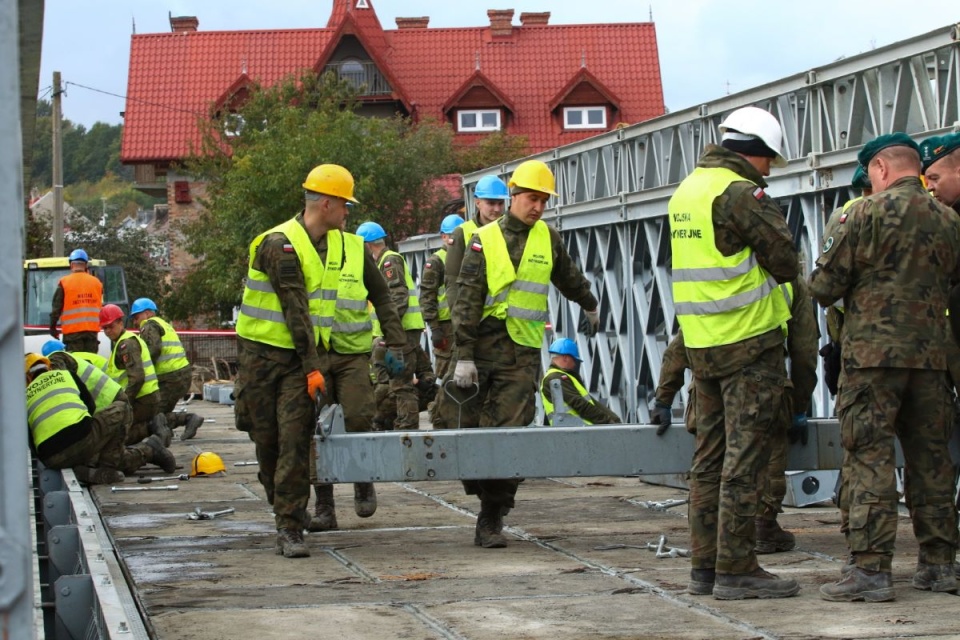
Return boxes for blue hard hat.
[131,297,158,316]
[473,175,510,200]
[440,214,465,235]
[41,339,67,357]
[68,248,89,262]
[548,338,581,362]
[356,221,387,242]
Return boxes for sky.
[38,0,960,129]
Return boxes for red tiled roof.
[121,2,663,163]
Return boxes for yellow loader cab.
[23,257,128,329]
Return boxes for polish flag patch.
[752,187,765,200]
[471,242,483,252]
[425,263,433,268]
[282,243,295,253]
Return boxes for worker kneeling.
[25,353,176,485]
[540,338,621,425]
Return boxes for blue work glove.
[788,413,809,445]
[384,347,405,379]
[651,401,672,436]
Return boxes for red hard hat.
[99,304,125,328]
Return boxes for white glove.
[584,308,600,336]
[453,360,478,388]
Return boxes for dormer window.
[339,59,366,89]
[563,106,606,130]
[224,113,246,137]
[457,109,501,132]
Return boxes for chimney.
[396,17,430,29]
[487,9,514,37]
[519,12,550,26]
[170,15,199,33]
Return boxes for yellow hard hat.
[302,164,359,203]
[190,452,226,477]
[25,353,51,383]
[508,160,557,197]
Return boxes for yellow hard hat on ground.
[508,160,558,197]
[302,164,359,203]
[190,452,226,477]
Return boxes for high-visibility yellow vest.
[479,221,553,348]
[140,316,190,375]
[73,352,107,371]
[460,220,479,246]
[369,301,382,339]
[236,218,325,349]
[379,250,425,331]
[26,369,90,452]
[73,354,123,413]
[323,232,374,354]
[435,248,451,322]
[669,167,791,348]
[106,332,159,398]
[541,367,597,425]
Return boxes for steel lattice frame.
[400,24,960,422]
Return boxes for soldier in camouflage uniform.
[668,106,801,600]
[420,215,466,388]
[540,337,621,425]
[358,221,434,431]
[440,160,600,548]
[921,133,960,216]
[811,133,960,602]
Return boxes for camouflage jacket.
[419,250,446,330]
[541,367,622,425]
[453,214,598,363]
[111,334,149,403]
[138,318,167,363]
[683,145,801,378]
[809,176,960,370]
[377,250,412,320]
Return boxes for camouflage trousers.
[688,347,785,575]
[63,331,99,354]
[432,321,454,381]
[372,331,429,430]
[43,400,148,476]
[309,350,377,485]
[435,353,540,509]
[124,391,161,444]
[234,349,313,531]
[837,367,958,572]
[158,368,199,428]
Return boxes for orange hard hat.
[99,304,125,328]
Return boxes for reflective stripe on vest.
[59,272,102,333]
[435,248,451,321]
[540,367,596,425]
[140,316,190,375]
[668,167,791,348]
[106,332,159,398]
[322,232,374,354]
[26,369,90,449]
[379,250,425,331]
[479,221,553,348]
[74,355,123,413]
[236,218,324,349]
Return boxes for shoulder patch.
[470,241,483,252]
[424,262,433,269]
[822,236,835,253]
[752,187,765,200]
[282,243,295,253]
[383,260,392,268]
[560,375,569,381]
[838,212,848,224]
[385,268,394,279]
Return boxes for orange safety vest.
[59,272,103,334]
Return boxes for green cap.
[850,165,871,190]
[857,132,920,167]
[920,133,960,173]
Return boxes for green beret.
[920,133,960,173]
[857,132,920,167]
[850,165,871,190]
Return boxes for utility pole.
[51,70,64,257]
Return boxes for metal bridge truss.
[400,24,960,423]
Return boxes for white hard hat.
[719,106,787,168]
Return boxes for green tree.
[174,71,458,318]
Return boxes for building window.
[223,113,245,137]
[457,109,501,132]
[563,106,607,130]
[339,59,366,89]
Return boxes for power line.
[63,80,208,117]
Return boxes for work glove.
[650,401,672,436]
[306,370,326,401]
[430,325,448,351]
[49,326,59,339]
[384,347,406,379]
[579,308,600,337]
[819,341,841,396]
[788,413,809,445]
[453,360,478,388]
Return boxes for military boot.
[840,554,856,577]
[307,484,338,532]
[687,568,716,595]
[276,528,310,558]
[354,483,377,518]
[89,468,125,485]
[150,414,173,447]
[713,567,800,600]
[819,567,895,602]
[181,414,204,440]
[755,518,796,554]
[474,502,508,548]
[913,562,958,593]
[144,434,177,473]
